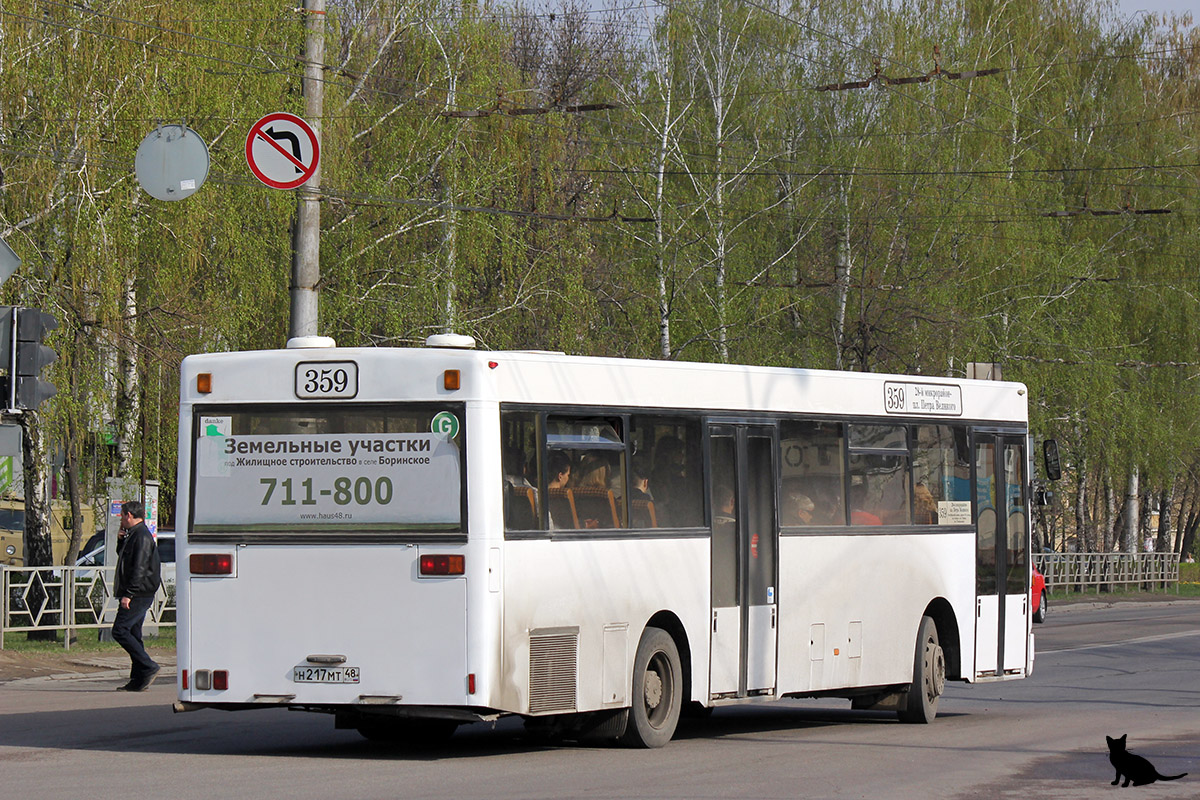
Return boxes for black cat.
[1106,734,1188,787]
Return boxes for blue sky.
[1115,0,1195,20]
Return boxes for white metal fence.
[1,565,175,649]
[2,554,1178,644]
[1033,552,1180,594]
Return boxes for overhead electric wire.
[4,0,1194,200]
[11,0,1197,141]
[2,0,1195,226]
[720,0,1197,209]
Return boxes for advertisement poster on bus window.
[192,424,461,532]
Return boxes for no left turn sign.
[245,112,320,190]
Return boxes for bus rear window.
[191,405,464,533]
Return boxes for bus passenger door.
[973,433,1030,679]
[708,424,778,699]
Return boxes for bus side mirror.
[1043,440,1062,481]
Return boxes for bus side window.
[779,420,846,526]
[631,415,703,528]
[502,412,542,530]
[847,424,911,526]
[911,425,971,525]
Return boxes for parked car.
[75,531,175,586]
[1032,564,1047,624]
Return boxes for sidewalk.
[1048,594,1200,613]
[0,645,176,684]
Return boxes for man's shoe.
[132,666,161,692]
[116,682,137,691]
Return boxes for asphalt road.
[2,601,1198,799]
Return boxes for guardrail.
[1,565,175,649]
[1033,552,1180,594]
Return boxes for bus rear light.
[213,670,229,691]
[420,554,464,576]
[443,369,460,390]
[468,673,476,694]
[182,670,189,690]
[194,670,211,690]
[197,373,212,393]
[190,553,233,575]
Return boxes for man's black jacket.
[114,522,162,599]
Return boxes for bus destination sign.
[883,381,962,417]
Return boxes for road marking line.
[1044,630,1200,654]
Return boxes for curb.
[1049,597,1200,614]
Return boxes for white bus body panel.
[179,348,1028,426]
[1004,594,1030,672]
[183,546,468,705]
[500,538,709,714]
[710,607,741,695]
[776,532,976,693]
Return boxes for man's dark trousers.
[112,595,159,683]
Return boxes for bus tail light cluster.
[190,553,233,575]
[192,669,229,691]
[420,554,464,576]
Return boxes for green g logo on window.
[431,412,460,440]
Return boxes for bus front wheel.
[897,615,945,724]
[620,626,682,748]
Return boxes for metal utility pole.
[291,0,325,340]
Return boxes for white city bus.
[174,335,1034,747]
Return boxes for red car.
[1032,564,1047,624]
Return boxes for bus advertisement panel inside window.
[192,406,463,532]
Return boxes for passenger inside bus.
[503,446,538,529]
[504,446,534,488]
[547,452,573,529]
[570,453,620,528]
[913,482,938,524]
[781,489,815,526]
[849,482,883,525]
[651,435,702,527]
[628,467,658,527]
[711,484,737,607]
[571,453,610,489]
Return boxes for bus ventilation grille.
[529,628,578,714]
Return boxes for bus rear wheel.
[620,626,682,748]
[897,615,945,724]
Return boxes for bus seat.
[567,488,619,529]
[631,498,658,528]
[506,484,537,529]
[547,487,578,529]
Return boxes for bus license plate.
[293,665,360,684]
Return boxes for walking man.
[112,501,162,691]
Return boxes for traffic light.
[4,307,57,410]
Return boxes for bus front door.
[973,433,1030,679]
[708,424,778,699]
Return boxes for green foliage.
[0,0,1196,545]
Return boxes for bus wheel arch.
[921,598,961,681]
[644,611,693,702]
